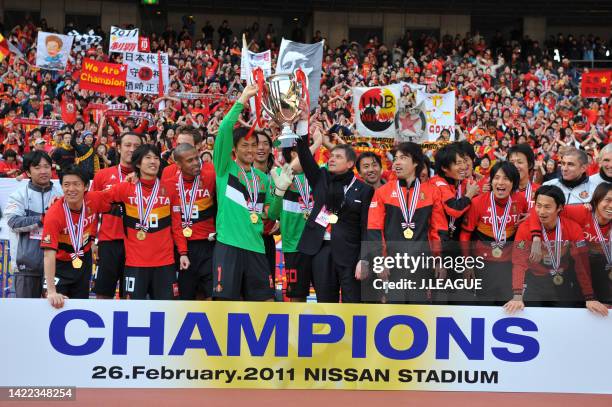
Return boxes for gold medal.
[250,212,259,224]
[303,211,310,220]
[553,274,564,286]
[183,227,193,238]
[492,247,503,258]
[136,230,147,240]
[72,257,83,269]
[329,214,338,224]
[403,228,414,240]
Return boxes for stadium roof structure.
[151,0,612,19]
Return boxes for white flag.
[352,84,402,138]
[124,52,169,95]
[241,49,272,82]
[109,26,139,54]
[417,90,456,142]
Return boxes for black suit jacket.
[296,137,374,268]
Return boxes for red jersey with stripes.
[40,191,110,262]
[166,163,217,240]
[105,178,188,267]
[460,192,529,262]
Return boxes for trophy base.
[277,125,301,148]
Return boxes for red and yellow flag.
[581,70,612,98]
[0,34,10,62]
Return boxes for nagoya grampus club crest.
[358,87,397,132]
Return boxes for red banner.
[139,37,150,52]
[581,70,612,98]
[79,58,127,96]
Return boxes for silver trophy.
[260,71,309,142]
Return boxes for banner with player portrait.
[35,32,74,71]
[1,299,611,393]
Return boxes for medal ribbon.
[135,179,160,232]
[239,166,259,212]
[62,200,86,261]
[525,182,533,209]
[489,193,512,250]
[541,218,562,275]
[449,184,462,232]
[293,176,313,211]
[333,176,357,214]
[396,179,420,230]
[592,213,612,266]
[178,172,200,229]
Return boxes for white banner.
[417,90,456,142]
[0,299,611,392]
[35,32,73,71]
[109,26,139,54]
[240,49,272,81]
[124,52,170,95]
[352,84,403,138]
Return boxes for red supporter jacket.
[41,192,110,262]
[91,164,132,241]
[366,179,448,258]
[511,217,594,299]
[460,192,529,262]
[166,163,217,240]
[105,178,188,267]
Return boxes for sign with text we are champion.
[0,299,611,392]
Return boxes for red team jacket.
[460,192,529,262]
[366,179,448,258]
[429,175,472,237]
[511,217,594,299]
[91,164,132,241]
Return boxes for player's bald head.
[174,143,197,161]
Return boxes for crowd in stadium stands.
[0,17,611,312]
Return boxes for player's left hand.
[179,255,190,271]
[586,300,609,317]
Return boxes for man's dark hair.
[535,185,566,208]
[232,127,253,147]
[118,131,144,146]
[131,144,161,178]
[392,142,424,178]
[456,140,476,163]
[508,143,535,170]
[489,161,520,192]
[59,164,89,185]
[22,151,52,172]
[434,143,462,175]
[590,182,612,212]
[356,152,382,171]
[175,125,202,145]
[4,149,17,160]
[330,144,357,166]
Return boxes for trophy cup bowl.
[260,72,308,142]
